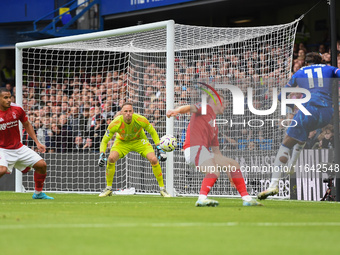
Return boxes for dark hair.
[305,52,322,64]
[121,102,133,109]
[0,87,10,95]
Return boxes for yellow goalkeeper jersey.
[100,113,160,153]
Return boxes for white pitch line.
[1,222,340,230]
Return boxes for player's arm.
[22,120,46,153]
[144,119,161,145]
[98,123,118,167]
[141,117,167,161]
[166,105,197,118]
[99,120,119,153]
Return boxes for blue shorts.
[287,104,333,142]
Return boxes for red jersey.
[0,103,28,149]
[183,103,219,150]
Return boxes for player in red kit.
[0,88,53,199]
[167,95,261,206]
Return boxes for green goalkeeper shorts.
[110,138,155,159]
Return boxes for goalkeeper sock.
[34,172,47,192]
[152,162,164,188]
[106,162,116,187]
[199,173,218,196]
[230,169,249,197]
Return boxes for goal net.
[16,19,300,197]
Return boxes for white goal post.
[15,19,300,197]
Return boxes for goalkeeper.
[98,102,171,197]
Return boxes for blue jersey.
[283,64,340,142]
[286,64,340,107]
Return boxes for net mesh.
[20,20,299,197]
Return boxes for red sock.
[231,169,249,197]
[199,173,218,196]
[34,172,46,192]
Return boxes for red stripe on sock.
[34,172,46,192]
[199,173,218,196]
[231,169,248,197]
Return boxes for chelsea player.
[258,52,340,200]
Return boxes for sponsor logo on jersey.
[0,121,18,130]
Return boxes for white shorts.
[184,145,214,168]
[0,145,43,174]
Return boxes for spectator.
[318,44,327,55]
[82,137,94,153]
[305,129,322,149]
[61,102,69,115]
[322,52,331,65]
[5,83,13,94]
[59,114,73,152]
[68,106,86,147]
[37,117,53,151]
[92,106,106,150]
[151,109,166,135]
[83,107,98,151]
[318,125,334,149]
[73,136,84,152]
[50,124,63,153]
[0,59,15,86]
[101,102,116,121]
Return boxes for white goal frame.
[15,20,175,195]
[14,19,300,198]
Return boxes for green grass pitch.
[1,192,340,255]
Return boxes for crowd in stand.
[1,41,339,153]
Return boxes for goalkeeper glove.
[98,153,107,167]
[156,145,167,162]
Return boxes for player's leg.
[31,159,53,199]
[184,146,219,207]
[287,142,305,173]
[258,109,314,200]
[145,150,170,197]
[214,154,262,206]
[10,146,53,199]
[0,150,11,178]
[99,145,122,197]
[258,132,301,200]
[257,135,298,200]
[0,166,7,178]
[136,138,170,197]
[196,157,220,207]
